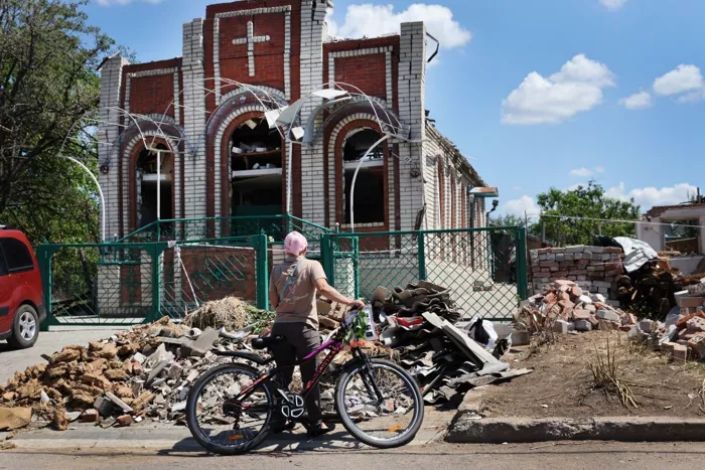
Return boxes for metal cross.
[232,20,271,77]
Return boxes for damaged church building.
[93,0,503,317]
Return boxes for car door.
[0,243,11,333]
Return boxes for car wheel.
[7,304,39,349]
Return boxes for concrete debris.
[628,279,705,362]
[367,282,529,405]
[0,300,273,431]
[0,408,31,431]
[516,280,636,335]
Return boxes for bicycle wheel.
[335,358,424,448]
[186,363,273,455]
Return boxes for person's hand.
[349,299,366,310]
[260,327,272,337]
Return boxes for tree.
[534,182,640,246]
[0,0,114,244]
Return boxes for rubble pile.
[370,282,529,404]
[0,303,274,431]
[628,280,705,362]
[616,260,692,317]
[183,297,255,331]
[517,279,637,334]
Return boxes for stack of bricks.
[530,246,624,300]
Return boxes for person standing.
[268,231,364,436]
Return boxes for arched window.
[230,117,282,216]
[343,129,385,224]
[136,143,173,227]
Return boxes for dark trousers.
[270,322,322,423]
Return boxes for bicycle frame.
[236,336,379,411]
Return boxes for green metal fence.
[321,226,528,320]
[38,219,527,329]
[37,234,270,329]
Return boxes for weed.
[589,339,639,409]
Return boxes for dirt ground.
[482,330,705,418]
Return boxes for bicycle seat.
[252,335,286,350]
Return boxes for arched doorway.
[342,128,385,225]
[135,143,174,227]
[229,117,283,216]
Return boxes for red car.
[0,227,45,348]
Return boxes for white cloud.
[94,0,163,5]
[606,182,698,209]
[620,91,652,109]
[599,0,628,10]
[570,167,594,177]
[501,54,615,125]
[653,64,705,101]
[327,4,471,49]
[502,195,541,217]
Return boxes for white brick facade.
[98,1,487,238]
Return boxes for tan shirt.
[269,255,327,329]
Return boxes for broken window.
[230,117,283,216]
[664,219,700,254]
[343,129,385,224]
[136,144,173,227]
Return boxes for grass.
[589,338,639,409]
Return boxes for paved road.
[0,328,122,385]
[2,442,704,470]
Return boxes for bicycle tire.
[186,363,273,455]
[335,358,424,448]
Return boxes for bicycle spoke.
[337,360,423,446]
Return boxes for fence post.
[352,236,360,298]
[321,234,335,286]
[417,232,427,281]
[36,245,58,331]
[148,243,166,323]
[515,226,529,301]
[255,233,269,310]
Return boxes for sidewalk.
[5,407,452,452]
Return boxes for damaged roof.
[426,122,487,187]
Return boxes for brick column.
[98,55,129,240]
[182,18,208,227]
[299,0,327,225]
[398,22,427,231]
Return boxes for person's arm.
[268,272,279,309]
[269,288,279,310]
[314,278,365,309]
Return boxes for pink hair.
[284,231,308,256]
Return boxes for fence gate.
[37,235,269,329]
[321,226,528,321]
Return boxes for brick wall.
[530,246,625,299]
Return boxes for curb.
[447,387,705,443]
[447,415,705,443]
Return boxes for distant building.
[638,202,705,255]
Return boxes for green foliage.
[534,182,640,246]
[0,0,114,244]
[489,214,526,228]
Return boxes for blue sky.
[83,0,705,217]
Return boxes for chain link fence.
[322,227,528,320]
[38,219,527,328]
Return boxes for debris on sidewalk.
[0,407,32,431]
[0,298,275,431]
[516,279,636,335]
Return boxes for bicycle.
[185,310,425,454]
